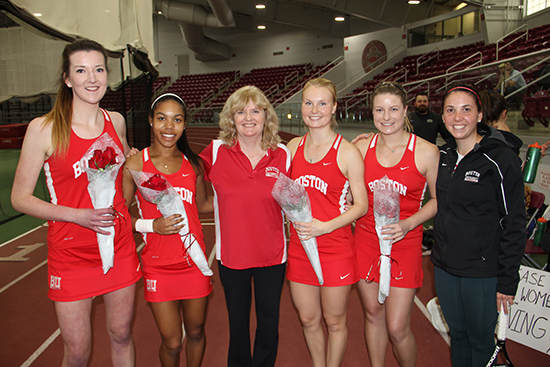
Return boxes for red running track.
[0,126,548,366]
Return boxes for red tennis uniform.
[355,133,427,288]
[43,109,141,302]
[287,134,358,287]
[135,148,212,302]
[200,140,291,269]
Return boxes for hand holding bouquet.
[80,133,125,274]
[373,175,400,303]
[129,169,213,277]
[271,172,324,285]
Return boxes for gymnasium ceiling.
[163,0,480,39]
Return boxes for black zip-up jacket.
[431,124,526,296]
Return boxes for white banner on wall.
[507,265,550,355]
[538,168,550,190]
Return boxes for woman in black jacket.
[431,84,525,367]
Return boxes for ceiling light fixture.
[408,0,420,4]
[33,13,42,17]
[257,25,266,30]
[335,16,345,21]
[256,2,266,9]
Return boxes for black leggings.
[434,266,498,367]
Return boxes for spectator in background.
[408,93,450,144]
[494,61,526,98]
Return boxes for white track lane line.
[0,259,47,294]
[20,328,61,367]
[0,224,46,248]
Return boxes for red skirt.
[142,261,212,302]
[47,237,141,302]
[287,255,358,287]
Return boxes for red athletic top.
[135,148,207,267]
[44,109,133,250]
[355,133,427,282]
[289,134,354,261]
[200,140,291,269]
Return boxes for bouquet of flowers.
[80,133,125,274]
[128,169,213,277]
[271,172,323,285]
[373,175,400,304]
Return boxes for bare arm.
[381,139,439,244]
[195,162,213,214]
[11,118,115,234]
[353,136,374,159]
[122,155,184,234]
[110,111,133,156]
[351,132,374,145]
[286,137,301,158]
[542,141,550,157]
[122,155,140,209]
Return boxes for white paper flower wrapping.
[373,175,400,304]
[80,133,125,274]
[129,169,213,277]
[271,173,324,285]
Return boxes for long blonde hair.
[42,39,109,156]
[218,86,281,150]
[371,81,413,132]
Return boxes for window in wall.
[526,0,549,16]
[408,10,480,47]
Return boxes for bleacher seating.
[338,23,550,119]
[522,90,550,127]
[166,71,239,108]
[208,63,311,107]
[100,78,149,114]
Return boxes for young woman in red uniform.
[353,82,439,367]
[286,78,368,367]
[122,93,212,367]
[11,39,141,367]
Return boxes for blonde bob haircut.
[302,78,338,129]
[218,85,281,151]
[371,81,413,133]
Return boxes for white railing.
[496,24,529,61]
[417,48,440,75]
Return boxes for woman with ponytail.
[11,39,140,367]
[432,84,525,366]
[123,93,212,367]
